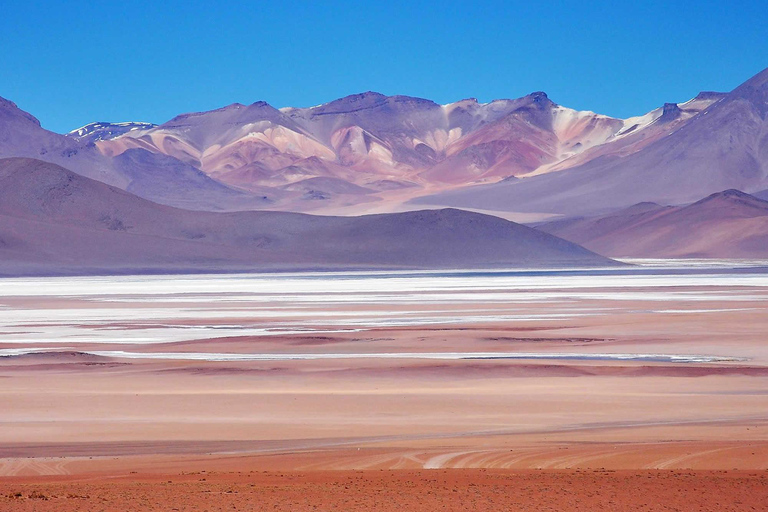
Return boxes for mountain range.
[418,68,768,217]
[1,67,763,219]
[1,67,767,272]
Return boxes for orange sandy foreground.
[1,274,768,510]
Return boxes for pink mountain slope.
[4,68,764,218]
[536,190,768,258]
[88,87,725,215]
[418,68,768,217]
[0,97,263,211]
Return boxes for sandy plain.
[1,266,767,509]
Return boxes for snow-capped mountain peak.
[67,121,157,142]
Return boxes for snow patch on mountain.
[68,122,157,142]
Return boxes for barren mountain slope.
[0,158,614,275]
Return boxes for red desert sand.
[1,276,768,510]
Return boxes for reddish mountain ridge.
[537,189,768,258]
[1,67,765,221]
[419,68,768,217]
[89,90,721,215]
[0,97,264,211]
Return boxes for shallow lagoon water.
[0,348,743,364]
[0,262,767,360]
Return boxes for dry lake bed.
[1,261,768,509]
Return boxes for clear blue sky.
[1,0,766,133]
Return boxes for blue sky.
[1,0,766,133]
